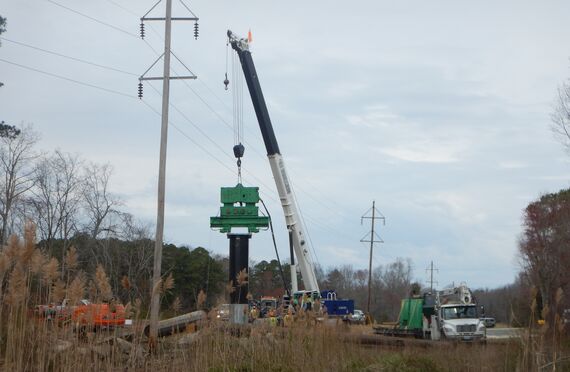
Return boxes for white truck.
[429,283,486,342]
[375,282,486,342]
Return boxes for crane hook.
[224,72,229,91]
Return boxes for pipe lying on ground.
[144,310,206,337]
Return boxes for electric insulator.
[138,82,143,99]
[194,21,199,40]
[140,22,145,39]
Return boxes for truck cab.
[428,284,486,342]
[436,303,486,341]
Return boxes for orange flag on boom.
[247,29,253,43]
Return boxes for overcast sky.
[1,0,570,289]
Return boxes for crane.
[227,30,319,294]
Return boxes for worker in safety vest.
[268,308,278,326]
[305,293,313,312]
[250,306,259,322]
[302,293,309,311]
[283,307,294,327]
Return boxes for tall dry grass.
[0,227,566,371]
[518,286,570,371]
[0,225,130,370]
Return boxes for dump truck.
[375,283,486,342]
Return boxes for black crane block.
[233,143,245,159]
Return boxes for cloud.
[380,145,460,164]
[498,161,528,169]
[346,105,468,163]
[325,245,368,267]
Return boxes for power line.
[0,37,138,76]
[103,0,140,18]
[0,56,252,202]
[4,48,343,246]
[0,36,278,204]
[146,79,280,202]
[140,99,237,179]
[46,0,139,38]
[37,1,355,251]
[426,261,439,292]
[0,58,135,98]
[0,35,235,174]
[0,52,277,210]
[146,82,236,164]
[47,0,342,225]
[83,2,271,163]
[360,201,386,314]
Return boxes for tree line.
[0,124,420,320]
[2,122,569,325]
[2,28,569,322]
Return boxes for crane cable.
[227,39,245,184]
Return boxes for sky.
[1,0,570,289]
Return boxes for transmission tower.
[360,201,385,315]
[139,0,199,348]
[426,261,439,293]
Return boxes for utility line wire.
[40,0,277,191]
[139,41,351,235]
[41,0,270,182]
[140,99,239,176]
[41,1,351,243]
[0,52,278,209]
[142,33,270,161]
[104,0,140,18]
[96,3,268,157]
[46,0,139,39]
[0,56,254,199]
[0,37,138,77]
[146,82,237,163]
[0,33,280,204]
[0,35,254,175]
[0,58,135,98]
[145,81,281,204]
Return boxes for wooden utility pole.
[360,201,385,315]
[139,0,198,347]
[149,0,172,347]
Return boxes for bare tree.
[0,125,39,244]
[119,213,155,302]
[82,163,121,239]
[29,150,82,253]
[552,79,570,153]
[380,258,413,320]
